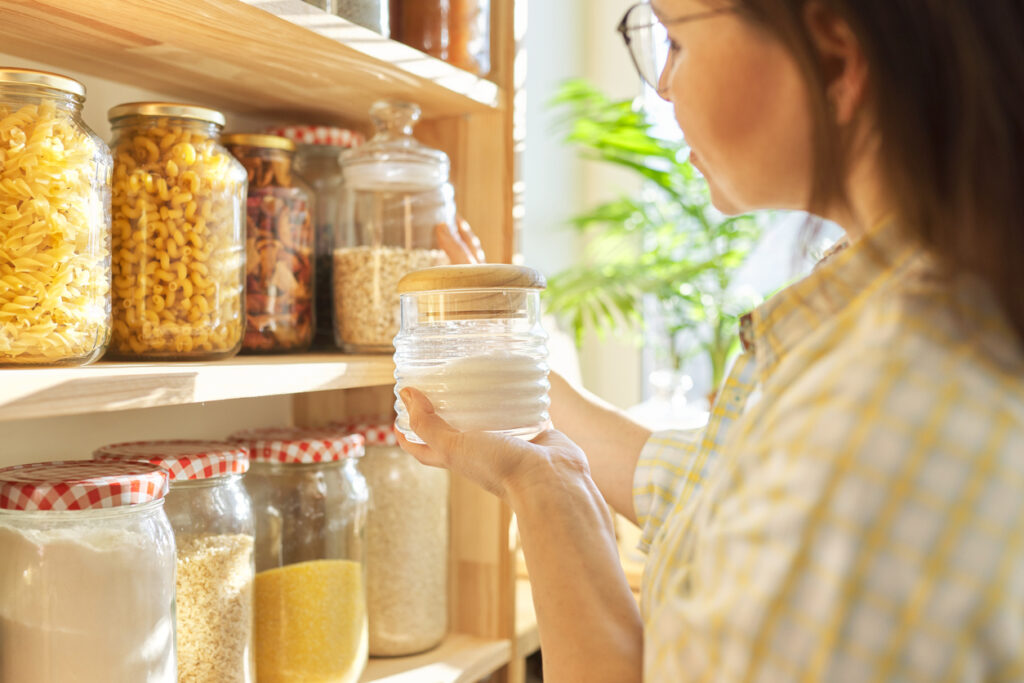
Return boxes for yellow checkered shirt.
[633,222,1024,681]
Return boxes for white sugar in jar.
[394,264,551,443]
[0,460,177,683]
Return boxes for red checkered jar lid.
[93,440,250,482]
[265,125,365,148]
[230,427,365,465]
[0,460,169,511]
[332,421,398,446]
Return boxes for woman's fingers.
[435,222,477,264]
[434,218,487,264]
[398,387,462,459]
[457,218,486,263]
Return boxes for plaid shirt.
[633,222,1024,681]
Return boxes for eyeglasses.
[617,2,738,91]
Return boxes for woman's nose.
[656,61,674,102]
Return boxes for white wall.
[522,0,644,409]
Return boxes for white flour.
[0,523,176,682]
[396,350,550,434]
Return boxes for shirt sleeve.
[632,428,708,552]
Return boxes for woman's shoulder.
[755,257,1024,456]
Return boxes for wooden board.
[0,0,500,124]
[0,354,394,422]
[360,634,510,683]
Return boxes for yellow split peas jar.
[107,103,246,359]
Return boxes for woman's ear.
[803,1,869,125]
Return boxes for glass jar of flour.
[0,460,176,683]
[393,264,550,443]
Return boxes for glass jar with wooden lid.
[107,102,247,360]
[393,264,550,443]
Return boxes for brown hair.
[737,0,1024,345]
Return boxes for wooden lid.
[397,264,546,294]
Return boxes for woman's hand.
[435,218,486,264]
[396,386,644,683]
[395,386,588,503]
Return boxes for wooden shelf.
[0,0,501,123]
[361,634,511,683]
[0,353,395,422]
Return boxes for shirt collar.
[739,219,920,381]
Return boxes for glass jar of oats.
[335,100,452,354]
[107,102,247,360]
[94,440,256,683]
[0,68,112,366]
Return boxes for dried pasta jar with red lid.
[0,459,175,682]
[231,427,369,683]
[107,102,247,360]
[95,440,256,683]
[335,100,451,353]
[394,264,551,443]
[0,68,112,367]
[338,420,449,656]
[223,133,315,354]
[265,125,364,349]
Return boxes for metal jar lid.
[108,101,226,126]
[0,67,86,97]
[222,133,296,152]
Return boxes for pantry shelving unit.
[0,0,536,681]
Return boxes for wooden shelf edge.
[360,634,511,683]
[0,0,501,124]
[0,353,395,422]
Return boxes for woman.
[411,1,1024,680]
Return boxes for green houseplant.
[543,80,763,399]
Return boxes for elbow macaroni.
[109,116,245,358]
[0,99,111,365]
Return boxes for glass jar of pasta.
[223,134,315,354]
[107,102,247,360]
[231,427,369,683]
[0,68,112,367]
[94,440,256,683]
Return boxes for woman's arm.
[549,371,651,525]
[396,389,644,683]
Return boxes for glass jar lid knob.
[370,100,421,138]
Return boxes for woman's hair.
[738,0,1024,344]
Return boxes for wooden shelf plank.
[0,353,395,422]
[361,634,510,683]
[0,0,500,123]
